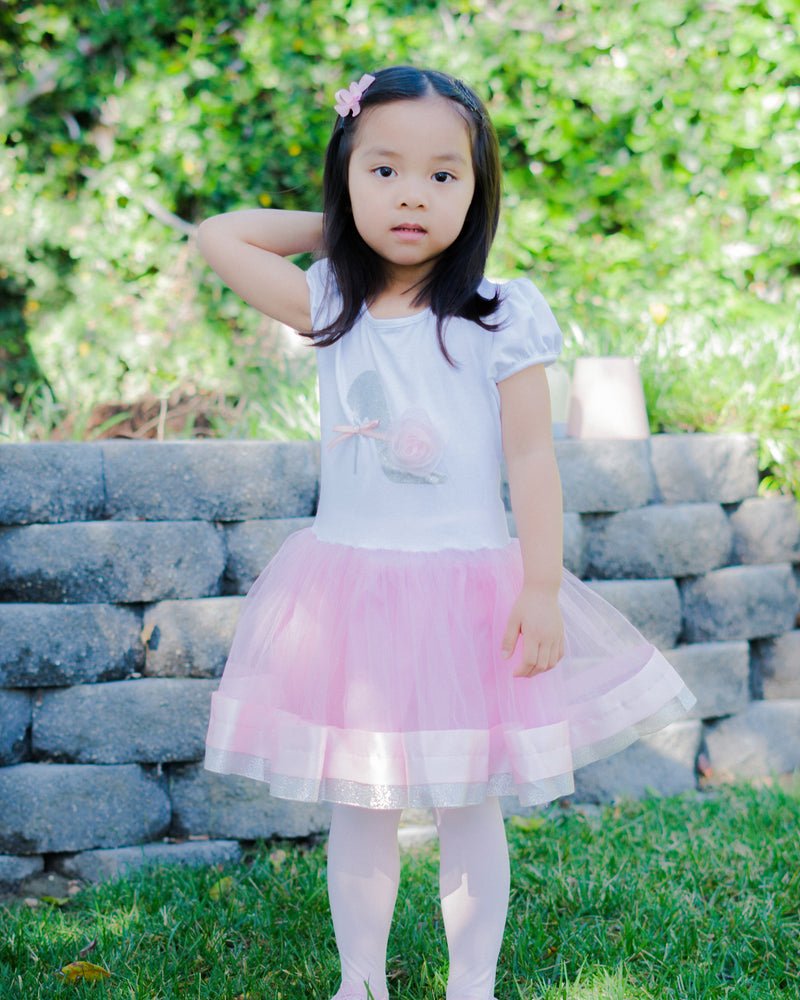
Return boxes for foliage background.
[1,0,798,490]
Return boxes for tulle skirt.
[204,528,695,808]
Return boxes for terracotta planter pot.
[566,357,650,440]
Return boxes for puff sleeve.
[487,276,563,383]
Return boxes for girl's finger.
[536,641,554,674]
[517,637,561,677]
[501,617,521,660]
[514,640,539,677]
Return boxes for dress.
[204,260,695,808]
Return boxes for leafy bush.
[1,0,798,489]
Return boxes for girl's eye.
[374,166,395,178]
[433,171,455,183]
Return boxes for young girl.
[199,66,694,1000]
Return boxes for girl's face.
[347,95,476,289]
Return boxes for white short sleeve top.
[307,260,562,552]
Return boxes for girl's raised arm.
[197,209,324,333]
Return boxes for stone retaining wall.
[1,435,799,888]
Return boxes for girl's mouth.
[392,224,427,241]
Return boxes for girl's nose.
[398,182,426,209]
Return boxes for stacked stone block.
[1,435,798,888]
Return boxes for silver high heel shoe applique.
[328,370,447,485]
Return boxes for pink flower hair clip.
[334,73,376,118]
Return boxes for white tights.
[327,798,510,1000]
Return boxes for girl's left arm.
[498,363,565,677]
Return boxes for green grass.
[2,783,799,999]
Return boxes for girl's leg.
[327,803,402,1000]
[435,798,510,1000]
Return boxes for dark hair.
[309,65,502,363]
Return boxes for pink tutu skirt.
[204,528,694,808]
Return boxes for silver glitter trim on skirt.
[204,687,695,809]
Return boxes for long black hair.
[309,66,503,363]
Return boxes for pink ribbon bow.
[327,418,387,450]
[334,73,376,118]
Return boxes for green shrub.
[1,0,798,490]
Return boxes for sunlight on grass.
[534,965,652,999]
[1,785,799,999]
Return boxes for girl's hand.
[502,586,565,677]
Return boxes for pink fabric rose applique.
[386,409,445,479]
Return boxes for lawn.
[2,782,798,999]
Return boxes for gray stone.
[0,443,105,525]
[585,578,683,648]
[662,642,750,720]
[554,439,655,513]
[751,630,800,699]
[55,839,243,883]
[33,678,217,764]
[0,763,171,854]
[102,440,320,521]
[0,521,225,602]
[680,564,798,642]
[506,511,586,577]
[224,518,314,593]
[705,700,800,779]
[169,764,332,840]
[143,598,243,678]
[585,503,732,580]
[0,690,31,765]
[0,853,44,889]
[650,433,758,504]
[571,720,702,802]
[729,496,800,565]
[0,603,143,687]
